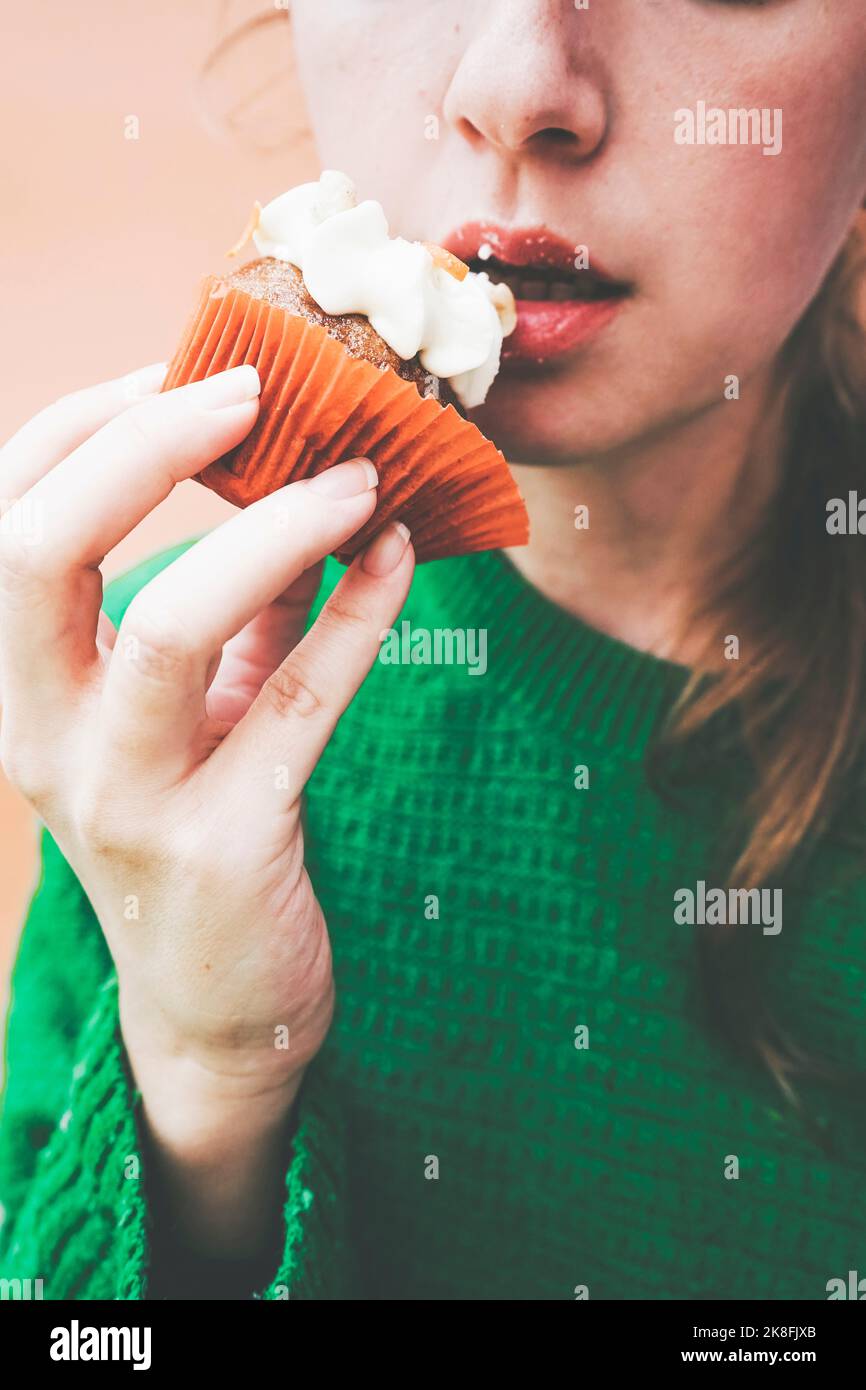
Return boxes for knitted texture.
[1,539,866,1300]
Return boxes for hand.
[0,361,413,1150]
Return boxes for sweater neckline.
[422,548,693,749]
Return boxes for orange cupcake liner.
[162,276,529,563]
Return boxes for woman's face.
[290,0,866,465]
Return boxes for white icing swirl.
[252,171,514,409]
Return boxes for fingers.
[205,563,325,727]
[99,460,381,776]
[212,520,414,808]
[12,365,262,574]
[0,367,261,721]
[0,361,168,510]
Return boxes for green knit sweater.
[1,541,865,1300]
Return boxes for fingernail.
[362,521,411,576]
[194,365,261,409]
[305,458,378,499]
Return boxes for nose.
[442,0,608,165]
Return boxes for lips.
[443,221,630,365]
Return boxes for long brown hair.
[654,217,866,1108]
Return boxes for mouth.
[443,221,632,366]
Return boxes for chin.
[468,368,630,466]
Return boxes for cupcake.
[162,170,529,562]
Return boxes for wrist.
[127,1039,307,1139]
[119,1015,308,1261]
[116,974,331,1114]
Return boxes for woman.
[1,0,865,1301]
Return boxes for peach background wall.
[0,1,316,1003]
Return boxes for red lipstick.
[443,222,630,365]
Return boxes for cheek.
[291,9,450,207]
[645,50,866,380]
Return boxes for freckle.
[204,963,211,971]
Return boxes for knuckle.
[320,592,370,638]
[0,736,52,807]
[72,780,137,860]
[118,600,192,682]
[120,399,165,453]
[261,661,324,722]
[74,806,112,856]
[72,781,113,853]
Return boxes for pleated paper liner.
[161,276,529,563]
